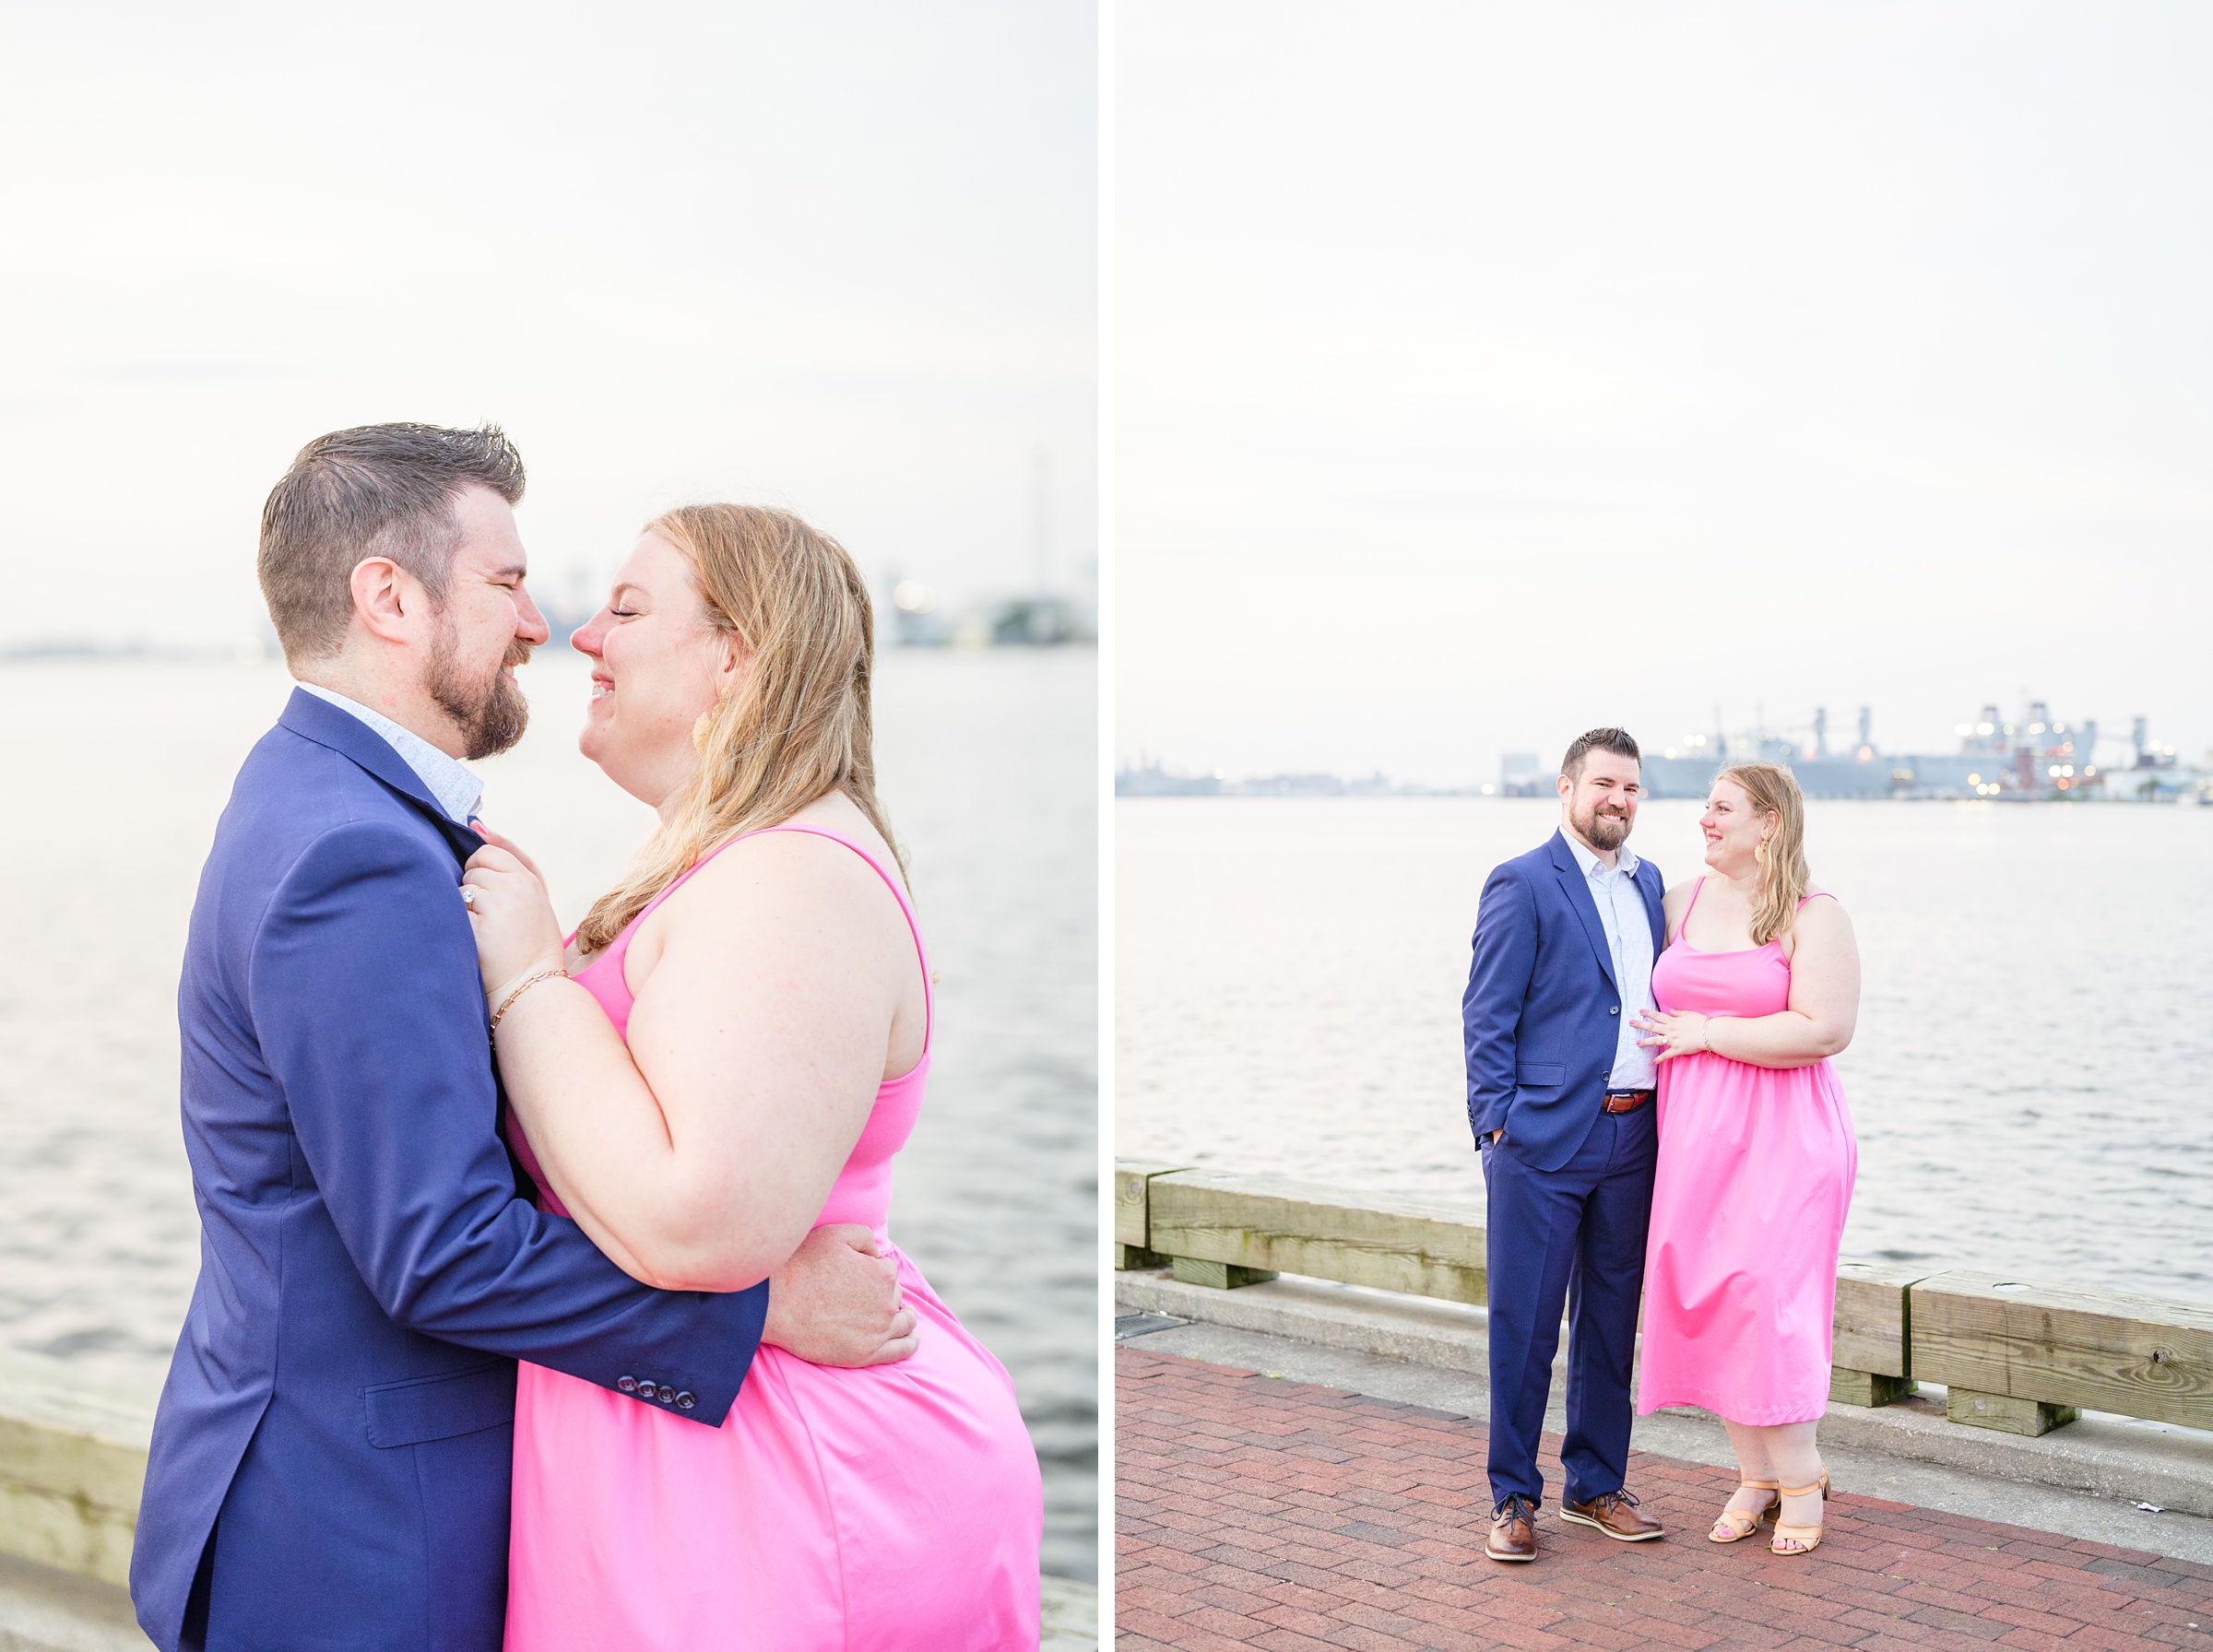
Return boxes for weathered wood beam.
[1119,1162,2213,1438]
[0,1349,152,1587]
[1145,1168,1487,1304]
[1170,1257,1279,1291]
[1829,1368,1917,1408]
[1833,1259,1930,1380]
[1911,1269,2213,1432]
[1114,1159,1192,1270]
[1947,1387,2080,1436]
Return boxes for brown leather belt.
[1602,1089,1654,1115]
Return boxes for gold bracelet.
[490,969,569,1032]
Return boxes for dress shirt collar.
[1563,828,1640,883]
[297,682,483,824]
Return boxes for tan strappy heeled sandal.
[1769,1470,1830,1555]
[1707,1480,1780,1543]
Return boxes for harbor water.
[1118,796,2213,1307]
[0,649,1096,1579]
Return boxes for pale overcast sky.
[1117,3,2211,785]
[0,2,1094,650]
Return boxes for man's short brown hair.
[258,423,526,662]
[1561,726,1641,781]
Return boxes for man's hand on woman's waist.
[762,1224,919,1367]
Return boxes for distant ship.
[1117,758,1222,796]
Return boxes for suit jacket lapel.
[277,689,483,867]
[1636,858,1666,953]
[1547,831,1618,991]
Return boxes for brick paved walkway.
[1118,1347,2213,1651]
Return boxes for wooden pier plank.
[1833,1258,1931,1378]
[1145,1168,1488,1304]
[1113,1159,1192,1251]
[1829,1367,1917,1408]
[1946,1386,2080,1436]
[1124,1161,2213,1436]
[1168,1257,1278,1290]
[1911,1268,2213,1430]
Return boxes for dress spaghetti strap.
[1675,876,1707,944]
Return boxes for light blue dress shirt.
[298,683,483,825]
[1564,832,1659,1090]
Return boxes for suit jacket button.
[1609,1006,1619,1015]
[617,1375,638,1394]
[657,1385,676,1403]
[675,1391,696,1410]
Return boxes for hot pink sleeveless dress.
[1636,882,1858,1426]
[501,826,1042,1650]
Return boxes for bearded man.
[1462,726,1669,1564]
[133,424,915,1652]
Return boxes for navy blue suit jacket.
[132,690,768,1652]
[1462,830,1666,1173]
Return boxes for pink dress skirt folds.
[501,827,1042,1651]
[1636,884,1858,1427]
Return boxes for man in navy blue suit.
[1462,727,1668,1564]
[133,425,917,1651]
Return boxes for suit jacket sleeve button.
[657,1385,676,1403]
[675,1391,696,1410]
[616,1375,638,1394]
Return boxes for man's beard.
[427,620,532,760]
[1576,800,1631,851]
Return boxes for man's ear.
[350,557,425,645]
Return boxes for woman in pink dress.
[459,504,1042,1647]
[1630,762,1860,1558]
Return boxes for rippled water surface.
[1118,796,2213,1306]
[0,651,1095,1578]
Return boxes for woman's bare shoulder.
[1792,888,1853,940]
[660,806,905,946]
[675,820,882,908]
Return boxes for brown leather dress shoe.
[1560,1488,1664,1541]
[1486,1493,1539,1563]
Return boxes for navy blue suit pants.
[1481,1103,1657,1510]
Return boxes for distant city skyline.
[1116,4,2213,785]
[1119,690,2207,792]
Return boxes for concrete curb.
[1116,1267,2213,1519]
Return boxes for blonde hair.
[574,503,904,955]
[1714,762,1809,946]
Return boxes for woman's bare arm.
[479,834,910,1291]
[1632,898,1860,1068]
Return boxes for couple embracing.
[1462,726,1862,1565]
[132,424,1041,1651]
